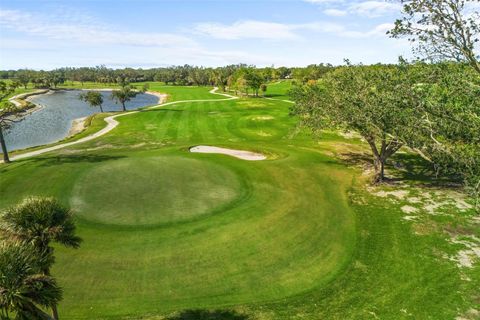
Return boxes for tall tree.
[390,0,480,209]
[110,85,138,111]
[0,81,22,163]
[79,91,104,112]
[0,197,82,320]
[409,63,480,209]
[291,64,419,182]
[244,70,264,97]
[16,70,31,89]
[0,242,62,320]
[390,0,480,73]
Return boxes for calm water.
[3,90,159,151]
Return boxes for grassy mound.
[71,156,245,226]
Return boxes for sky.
[0,0,412,70]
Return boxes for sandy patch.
[456,308,480,320]
[252,115,274,121]
[257,131,272,137]
[68,117,87,136]
[190,145,266,161]
[448,236,480,268]
[339,131,361,139]
[401,205,418,214]
[373,190,409,200]
[8,89,50,108]
[145,91,168,104]
[407,197,422,204]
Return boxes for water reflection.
[4,90,159,151]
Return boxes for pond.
[3,90,159,152]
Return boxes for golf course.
[0,82,478,319]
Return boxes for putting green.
[71,157,244,226]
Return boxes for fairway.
[0,85,477,319]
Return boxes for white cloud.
[194,19,393,40]
[193,20,300,40]
[323,9,348,17]
[0,6,405,69]
[0,8,275,68]
[340,23,394,38]
[348,1,401,18]
[306,0,401,18]
[0,9,196,48]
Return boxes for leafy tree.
[45,72,65,89]
[260,84,267,96]
[0,242,62,320]
[244,70,264,97]
[291,64,419,182]
[390,0,480,73]
[292,64,334,83]
[236,77,248,96]
[408,63,480,209]
[212,70,228,92]
[0,197,82,320]
[16,70,30,89]
[110,85,138,111]
[0,81,22,163]
[79,91,104,113]
[390,1,480,209]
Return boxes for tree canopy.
[291,64,420,182]
[390,0,480,72]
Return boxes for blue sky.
[0,0,411,70]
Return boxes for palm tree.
[0,197,82,320]
[78,91,104,112]
[110,85,138,111]
[0,242,62,320]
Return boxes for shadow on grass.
[166,309,250,320]
[338,152,372,167]
[391,153,463,187]
[338,151,463,188]
[265,93,286,98]
[25,153,125,167]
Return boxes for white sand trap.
[190,146,266,161]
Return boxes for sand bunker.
[190,146,266,161]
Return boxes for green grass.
[0,85,478,319]
[265,80,293,101]
[71,156,244,226]
[57,81,223,102]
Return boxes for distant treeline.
[0,64,333,91]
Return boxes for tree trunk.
[121,102,126,111]
[0,127,10,163]
[373,155,386,183]
[365,135,403,183]
[100,105,104,113]
[51,304,59,320]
